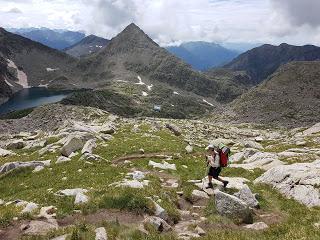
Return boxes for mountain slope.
[224,43,320,84]
[166,41,239,70]
[0,28,81,95]
[80,23,219,98]
[64,35,110,58]
[8,28,85,50]
[232,61,320,126]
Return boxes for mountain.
[64,35,110,58]
[221,42,261,53]
[0,27,81,99]
[232,61,320,126]
[7,28,85,50]
[224,43,320,84]
[166,41,239,70]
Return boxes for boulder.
[22,202,39,213]
[166,123,181,136]
[113,179,149,189]
[214,190,253,224]
[0,199,4,205]
[61,136,85,157]
[242,141,264,150]
[148,160,176,170]
[195,176,250,190]
[230,152,284,170]
[143,216,171,232]
[234,185,259,208]
[21,219,58,235]
[191,190,209,202]
[153,201,168,221]
[244,222,269,230]
[56,156,71,164]
[0,147,14,157]
[81,139,97,154]
[303,123,320,135]
[230,152,244,163]
[6,140,25,150]
[254,160,320,207]
[56,188,89,204]
[101,127,115,134]
[33,166,45,173]
[185,145,193,154]
[50,234,70,240]
[38,206,57,220]
[95,227,107,240]
[0,160,51,174]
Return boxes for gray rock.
[21,219,58,235]
[61,136,84,157]
[6,140,25,150]
[143,216,171,232]
[95,227,107,240]
[22,202,39,213]
[0,147,15,157]
[81,139,97,154]
[166,123,181,136]
[50,234,70,240]
[230,152,244,163]
[185,145,193,154]
[214,189,253,224]
[101,127,115,134]
[234,185,259,208]
[56,188,89,204]
[303,122,320,135]
[244,222,269,230]
[254,160,320,207]
[242,141,264,150]
[56,156,71,164]
[191,190,209,203]
[0,160,51,174]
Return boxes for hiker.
[205,144,229,189]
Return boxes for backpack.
[218,144,230,167]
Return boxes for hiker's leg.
[208,175,213,183]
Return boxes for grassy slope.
[0,123,319,240]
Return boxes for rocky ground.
[0,104,320,240]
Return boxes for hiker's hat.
[206,144,217,150]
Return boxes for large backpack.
[218,144,230,167]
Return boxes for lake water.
[0,87,73,114]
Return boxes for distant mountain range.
[64,35,110,58]
[6,27,85,50]
[166,42,239,70]
[1,24,320,124]
[224,43,320,84]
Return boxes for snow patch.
[203,99,214,107]
[95,45,103,48]
[147,84,153,91]
[7,59,29,88]
[173,91,180,95]
[135,76,145,85]
[115,80,128,83]
[46,68,59,72]
[142,91,148,96]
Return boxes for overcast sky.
[1,0,320,46]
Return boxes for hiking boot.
[206,182,213,189]
[223,181,229,188]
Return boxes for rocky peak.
[100,23,159,56]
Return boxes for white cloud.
[0,0,320,46]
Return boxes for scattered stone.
[61,136,84,157]
[191,190,209,202]
[33,166,45,173]
[214,189,253,224]
[230,152,244,163]
[139,148,145,154]
[254,137,264,142]
[143,216,171,232]
[50,234,70,240]
[230,152,284,170]
[195,226,206,236]
[244,222,269,230]
[166,123,181,136]
[234,185,259,208]
[296,140,307,146]
[242,141,264,150]
[6,140,25,150]
[95,227,107,240]
[0,147,15,157]
[101,127,115,134]
[185,145,193,153]
[22,202,39,213]
[21,219,58,235]
[56,188,89,204]
[127,171,146,180]
[0,199,4,205]
[0,160,51,174]
[254,160,320,207]
[38,206,57,220]
[195,176,249,190]
[303,122,320,135]
[148,160,176,170]
[81,139,97,154]
[314,222,320,228]
[153,201,168,221]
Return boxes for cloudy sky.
[1,0,320,46]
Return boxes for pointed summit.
[100,23,159,56]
